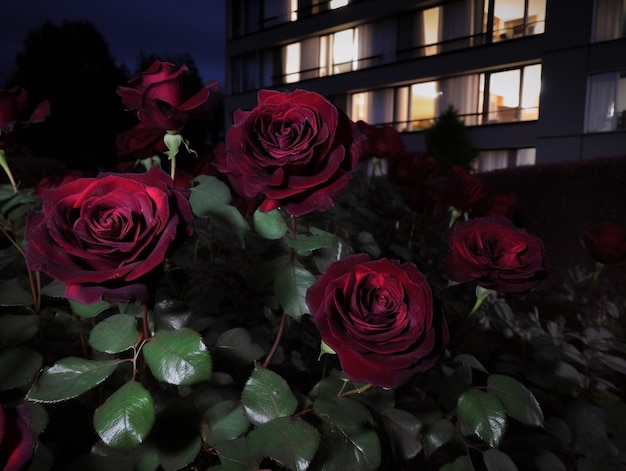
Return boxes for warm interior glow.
[490,69,520,108]
[285,43,300,83]
[290,0,298,21]
[422,7,440,56]
[410,82,438,129]
[521,64,542,119]
[332,29,358,71]
[351,92,368,122]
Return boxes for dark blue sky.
[0,0,226,87]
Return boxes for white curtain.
[478,151,508,172]
[594,0,623,41]
[585,73,617,132]
[300,37,320,80]
[438,75,480,125]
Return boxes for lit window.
[476,148,536,172]
[488,70,520,122]
[585,72,626,132]
[489,0,546,42]
[422,7,441,56]
[290,0,298,21]
[330,0,349,9]
[284,43,301,83]
[521,64,542,120]
[332,29,358,73]
[410,82,439,130]
[351,92,368,122]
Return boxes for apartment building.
[225,0,626,171]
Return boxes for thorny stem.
[263,310,288,368]
[0,224,40,310]
[142,303,151,341]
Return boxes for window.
[329,0,349,9]
[281,37,320,82]
[484,64,541,123]
[476,148,536,172]
[594,0,626,41]
[488,0,546,42]
[585,72,626,132]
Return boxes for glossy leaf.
[379,408,423,460]
[457,389,507,447]
[88,314,139,353]
[423,418,458,457]
[253,208,288,240]
[93,381,155,451]
[213,437,254,471]
[488,374,544,427]
[26,357,119,403]
[0,314,39,347]
[273,263,316,321]
[284,227,335,255]
[441,455,474,471]
[143,328,212,386]
[202,400,250,446]
[315,421,381,471]
[69,299,111,319]
[159,435,202,471]
[0,346,42,390]
[241,366,297,425]
[246,416,320,471]
[484,449,519,471]
[215,327,265,366]
[314,396,373,429]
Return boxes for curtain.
[441,0,472,51]
[594,0,622,41]
[586,73,617,132]
[438,75,480,125]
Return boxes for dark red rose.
[34,169,90,197]
[215,89,364,216]
[388,151,440,185]
[307,254,448,389]
[442,166,490,213]
[356,120,406,159]
[583,221,626,264]
[0,404,37,471]
[116,122,167,160]
[444,216,548,293]
[117,60,218,132]
[476,192,519,220]
[26,167,193,304]
[0,86,50,148]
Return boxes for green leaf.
[0,278,34,306]
[213,437,254,471]
[454,353,489,373]
[215,327,265,367]
[534,450,567,471]
[202,400,250,446]
[189,175,250,239]
[488,374,544,427]
[158,435,202,471]
[69,299,111,319]
[441,455,474,471]
[143,328,212,386]
[93,381,155,452]
[26,357,119,403]
[315,421,381,471]
[39,279,66,298]
[379,408,423,460]
[484,449,519,471]
[0,346,43,390]
[241,366,298,425]
[457,389,507,447]
[253,208,288,240]
[246,416,320,471]
[284,227,336,255]
[423,418,458,457]
[273,263,316,321]
[313,397,374,429]
[89,314,139,354]
[0,314,39,347]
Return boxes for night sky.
[0,0,226,87]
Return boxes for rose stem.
[0,149,19,194]
[142,303,151,340]
[262,310,287,368]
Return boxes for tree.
[425,105,476,174]
[7,20,133,171]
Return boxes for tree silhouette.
[425,105,476,175]
[7,20,133,171]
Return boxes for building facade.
[225,0,626,171]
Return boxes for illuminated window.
[476,148,536,172]
[488,0,546,42]
[284,43,301,83]
[410,82,439,130]
[594,0,626,41]
[351,92,368,122]
[324,28,358,74]
[485,65,541,123]
[585,72,626,132]
[422,7,441,56]
[330,0,349,9]
[290,0,298,21]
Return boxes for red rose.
[583,221,626,264]
[0,86,50,148]
[0,404,37,471]
[444,216,548,293]
[356,120,406,159]
[442,166,490,213]
[476,192,519,220]
[116,122,167,160]
[34,169,90,197]
[117,61,218,132]
[215,89,364,216]
[306,254,448,389]
[388,151,439,185]
[26,167,193,304]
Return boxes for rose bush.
[444,215,549,293]
[215,88,364,216]
[0,404,37,471]
[25,166,193,304]
[583,220,626,264]
[115,121,167,160]
[0,86,50,148]
[116,60,218,132]
[306,253,448,389]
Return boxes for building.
[224,0,626,171]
